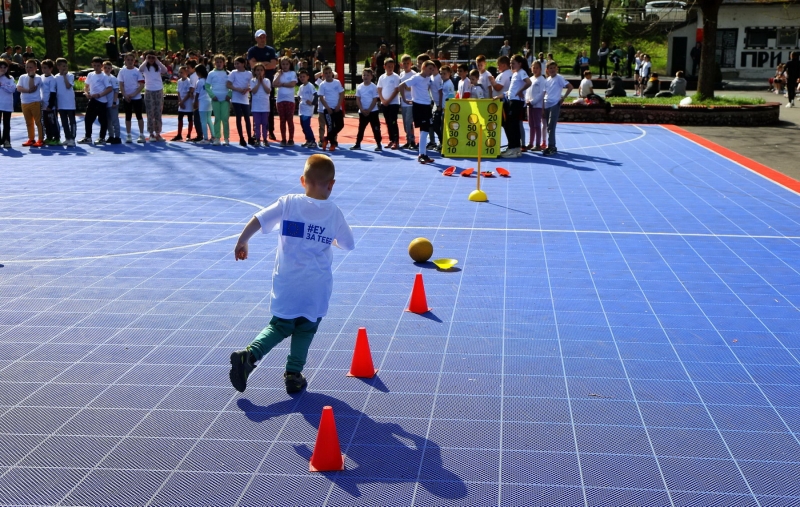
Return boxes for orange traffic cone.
[309,406,345,472]
[406,273,432,314]
[347,327,378,378]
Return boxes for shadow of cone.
[405,273,432,314]
[309,406,345,472]
[347,327,378,378]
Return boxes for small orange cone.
[347,327,378,378]
[405,273,432,314]
[309,406,345,472]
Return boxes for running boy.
[318,66,344,151]
[399,59,436,164]
[229,154,355,393]
[54,58,77,147]
[351,68,382,151]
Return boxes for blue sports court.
[1,116,799,506]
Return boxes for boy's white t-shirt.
[195,77,211,112]
[430,73,443,107]
[118,67,145,100]
[297,82,316,117]
[250,77,271,113]
[401,73,432,105]
[177,78,193,112]
[254,194,355,321]
[544,74,569,108]
[494,69,512,98]
[398,69,416,107]
[442,79,455,101]
[457,78,470,98]
[470,82,485,99]
[18,74,42,105]
[274,70,297,103]
[579,78,593,98]
[478,69,492,98]
[376,72,400,105]
[318,79,344,110]
[227,69,253,104]
[0,76,15,112]
[41,74,56,103]
[84,72,112,104]
[526,75,546,107]
[106,73,119,106]
[355,82,379,113]
[53,73,76,110]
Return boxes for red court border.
[662,124,800,195]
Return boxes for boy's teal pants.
[247,316,321,373]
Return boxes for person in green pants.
[205,54,231,146]
[229,154,355,394]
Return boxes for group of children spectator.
[769,52,800,108]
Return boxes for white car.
[565,6,633,24]
[645,1,687,22]
[389,7,418,16]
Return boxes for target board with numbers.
[442,99,503,159]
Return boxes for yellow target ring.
[467,114,479,124]
[487,102,498,114]
[447,137,458,147]
[449,103,460,113]
[485,138,496,147]
[486,122,497,131]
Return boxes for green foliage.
[400,15,435,57]
[254,0,299,50]
[548,34,667,74]
[9,0,24,31]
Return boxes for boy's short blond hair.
[304,154,336,183]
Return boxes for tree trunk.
[500,0,511,49]
[589,0,612,65]
[509,0,522,54]
[696,0,723,99]
[9,0,23,31]
[265,0,274,43]
[38,0,63,60]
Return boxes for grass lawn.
[605,95,766,105]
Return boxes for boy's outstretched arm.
[234,216,262,261]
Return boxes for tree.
[695,0,725,99]
[498,0,524,53]
[589,0,616,65]
[9,0,23,31]
[254,0,298,49]
[58,0,78,70]
[37,0,63,59]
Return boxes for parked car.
[61,12,101,30]
[439,9,488,25]
[22,12,46,27]
[389,7,418,16]
[644,1,687,22]
[98,11,130,28]
[565,6,633,24]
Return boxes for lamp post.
[210,0,217,53]
[198,0,204,52]
[230,0,235,54]
[162,0,168,52]
[111,0,117,47]
[150,0,156,49]
[349,0,356,90]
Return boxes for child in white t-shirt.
[226,56,253,147]
[296,69,317,148]
[468,69,485,99]
[174,66,195,141]
[351,68,382,151]
[104,60,122,144]
[250,63,272,147]
[0,60,15,148]
[229,154,355,394]
[317,66,345,151]
[273,56,298,146]
[193,64,212,144]
[54,58,77,147]
[40,59,61,146]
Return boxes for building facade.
[667,0,800,80]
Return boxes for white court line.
[561,124,647,150]
[3,218,800,239]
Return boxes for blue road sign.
[528,8,558,38]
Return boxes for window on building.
[745,28,776,48]
[777,28,799,47]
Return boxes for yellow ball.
[408,237,433,263]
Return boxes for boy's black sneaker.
[417,154,433,164]
[374,145,383,152]
[284,371,307,394]
[229,349,256,392]
[78,137,92,144]
[349,144,361,150]
[239,139,247,147]
[426,142,437,150]
[248,137,257,146]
